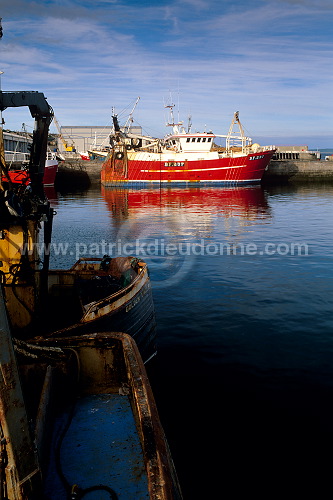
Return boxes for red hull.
[101,150,274,186]
[43,160,58,186]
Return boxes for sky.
[0,0,332,148]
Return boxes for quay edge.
[262,159,333,184]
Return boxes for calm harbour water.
[47,182,333,499]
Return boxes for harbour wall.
[55,159,101,190]
[55,158,333,190]
[79,159,102,184]
[263,159,333,183]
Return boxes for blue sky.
[0,0,332,147]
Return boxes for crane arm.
[53,115,74,151]
[0,90,52,116]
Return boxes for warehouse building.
[57,125,142,155]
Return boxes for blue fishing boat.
[0,296,182,499]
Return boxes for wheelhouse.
[164,132,215,153]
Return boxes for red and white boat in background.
[80,151,90,161]
[101,104,276,187]
[43,151,59,185]
[2,150,58,187]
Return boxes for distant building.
[57,125,142,155]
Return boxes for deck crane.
[53,115,75,152]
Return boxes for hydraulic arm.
[0,91,54,194]
[0,91,54,333]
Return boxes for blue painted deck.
[44,394,149,499]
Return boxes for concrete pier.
[55,159,102,190]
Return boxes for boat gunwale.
[81,264,150,322]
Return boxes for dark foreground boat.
[44,256,157,362]
[0,290,182,499]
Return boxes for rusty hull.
[0,288,42,499]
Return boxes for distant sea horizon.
[319,148,333,159]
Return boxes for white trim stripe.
[140,165,247,173]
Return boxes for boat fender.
[120,268,136,287]
[130,257,140,270]
[4,190,23,217]
[131,138,142,148]
[115,152,124,160]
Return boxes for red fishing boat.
[101,105,276,187]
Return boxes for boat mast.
[165,99,183,134]
[187,114,192,133]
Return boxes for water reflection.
[101,185,271,223]
[99,186,272,290]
